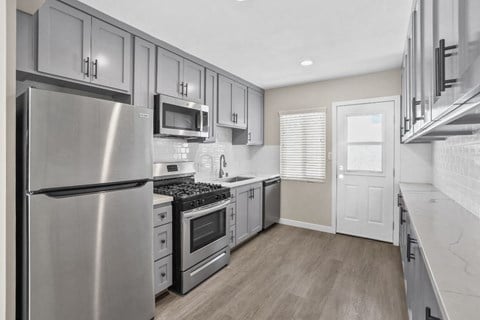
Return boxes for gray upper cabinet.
[38,1,91,82]
[37,1,132,92]
[91,18,131,92]
[233,88,264,145]
[156,47,183,99]
[183,59,205,103]
[217,75,247,129]
[204,69,217,143]
[133,37,156,108]
[412,0,425,133]
[156,47,205,103]
[458,1,480,100]
[431,0,459,121]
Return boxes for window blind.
[280,109,326,182]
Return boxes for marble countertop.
[198,173,280,188]
[153,194,173,206]
[399,183,480,320]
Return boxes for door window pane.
[347,114,383,143]
[347,144,383,172]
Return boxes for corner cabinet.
[37,1,132,92]
[217,75,247,129]
[235,182,263,246]
[156,47,205,104]
[233,88,264,145]
[133,37,155,108]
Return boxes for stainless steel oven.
[154,94,209,138]
[181,199,230,271]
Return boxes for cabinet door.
[247,185,263,235]
[38,1,91,82]
[183,59,205,103]
[133,37,155,108]
[412,1,425,133]
[91,18,132,92]
[235,188,250,245]
[247,89,264,145]
[432,0,459,120]
[401,52,409,139]
[458,0,480,100]
[204,69,217,143]
[156,47,183,98]
[218,75,234,126]
[422,0,435,127]
[232,82,247,129]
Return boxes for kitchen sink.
[221,176,254,183]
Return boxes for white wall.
[433,133,480,217]
[1,0,16,319]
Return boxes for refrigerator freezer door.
[27,88,153,192]
[27,182,154,320]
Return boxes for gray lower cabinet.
[133,37,156,108]
[233,88,264,145]
[204,69,218,143]
[227,192,237,249]
[91,18,131,91]
[37,0,132,92]
[156,47,205,104]
[218,75,247,129]
[234,182,263,247]
[153,203,173,296]
[399,193,443,320]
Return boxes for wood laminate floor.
[155,224,408,320]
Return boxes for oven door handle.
[182,199,231,219]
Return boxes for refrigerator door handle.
[42,180,150,198]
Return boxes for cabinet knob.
[161,272,166,278]
[160,214,166,219]
[161,239,166,244]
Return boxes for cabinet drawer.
[153,205,172,227]
[153,224,172,260]
[154,255,172,295]
[229,227,236,249]
[227,203,236,226]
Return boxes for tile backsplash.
[433,132,480,218]
[153,127,280,180]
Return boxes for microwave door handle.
[183,199,231,219]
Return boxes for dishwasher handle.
[264,178,281,186]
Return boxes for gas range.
[153,161,231,295]
[154,180,230,211]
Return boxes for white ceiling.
[79,0,413,89]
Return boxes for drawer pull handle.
[161,272,166,278]
[161,239,166,244]
[160,214,166,219]
[407,234,417,262]
[426,307,441,320]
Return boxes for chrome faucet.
[219,154,227,178]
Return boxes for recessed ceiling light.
[300,60,313,67]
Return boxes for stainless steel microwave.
[154,94,209,138]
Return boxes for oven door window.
[190,208,226,252]
[163,102,201,132]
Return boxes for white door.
[336,100,395,242]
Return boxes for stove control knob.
[216,195,220,200]
[190,202,195,208]
[202,199,206,204]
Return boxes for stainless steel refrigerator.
[16,88,155,320]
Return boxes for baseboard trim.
[278,218,335,234]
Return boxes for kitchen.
[1,0,480,320]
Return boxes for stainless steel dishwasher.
[263,177,281,229]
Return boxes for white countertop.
[153,194,173,206]
[399,183,480,320]
[198,173,280,188]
